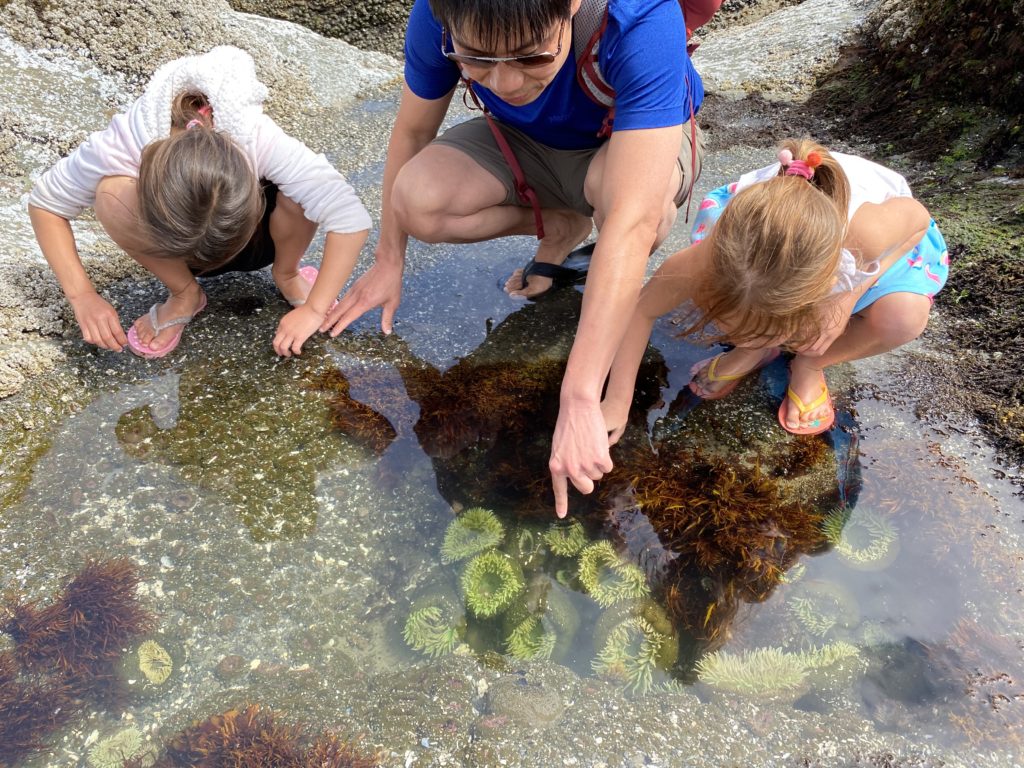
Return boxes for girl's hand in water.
[273,305,325,357]
[70,290,128,352]
[601,396,629,445]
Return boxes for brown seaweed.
[3,557,154,683]
[0,558,154,766]
[302,369,398,456]
[153,703,379,768]
[0,651,78,767]
[600,446,830,645]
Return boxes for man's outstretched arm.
[549,123,683,517]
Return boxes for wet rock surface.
[1,1,1023,767]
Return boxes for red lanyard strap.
[462,80,546,240]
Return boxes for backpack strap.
[462,79,546,240]
[573,0,616,137]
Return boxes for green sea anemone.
[594,599,678,670]
[87,727,156,768]
[505,614,557,661]
[696,642,860,698]
[696,647,807,696]
[441,507,505,563]
[578,541,649,608]
[543,520,588,557]
[509,525,546,569]
[500,579,582,664]
[461,551,524,617]
[592,617,665,695]
[403,604,464,658]
[800,640,859,669]
[780,562,807,584]
[788,579,860,638]
[821,506,900,571]
[137,640,173,685]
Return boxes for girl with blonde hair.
[29,46,371,358]
[601,138,949,438]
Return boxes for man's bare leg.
[393,144,595,298]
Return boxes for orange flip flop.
[777,371,835,435]
[688,348,781,400]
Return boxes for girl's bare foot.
[132,281,205,350]
[781,357,833,430]
[505,211,594,298]
[689,347,780,399]
[272,264,313,306]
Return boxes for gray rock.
[227,0,413,56]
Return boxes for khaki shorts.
[433,116,706,216]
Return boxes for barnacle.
[592,617,665,695]
[461,551,524,617]
[542,520,588,557]
[441,507,504,564]
[137,640,173,685]
[822,506,899,570]
[578,541,650,608]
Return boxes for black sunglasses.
[441,19,566,69]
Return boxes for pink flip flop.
[286,264,340,313]
[127,292,208,359]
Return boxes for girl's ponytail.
[776,138,850,216]
[170,92,214,131]
[689,138,850,349]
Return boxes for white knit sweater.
[29,46,372,235]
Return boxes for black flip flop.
[518,242,595,294]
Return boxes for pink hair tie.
[784,160,815,180]
[777,148,815,180]
[185,118,204,130]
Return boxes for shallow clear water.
[2,234,1023,767]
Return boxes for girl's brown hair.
[136,92,264,272]
[688,138,851,349]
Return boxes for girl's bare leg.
[268,193,319,304]
[94,176,204,351]
[784,292,932,429]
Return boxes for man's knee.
[392,165,453,243]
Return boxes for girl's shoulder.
[832,152,912,204]
[136,46,268,145]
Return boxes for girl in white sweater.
[29,46,372,358]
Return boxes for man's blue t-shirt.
[403,0,704,151]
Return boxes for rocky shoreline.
[0,1,1022,766]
